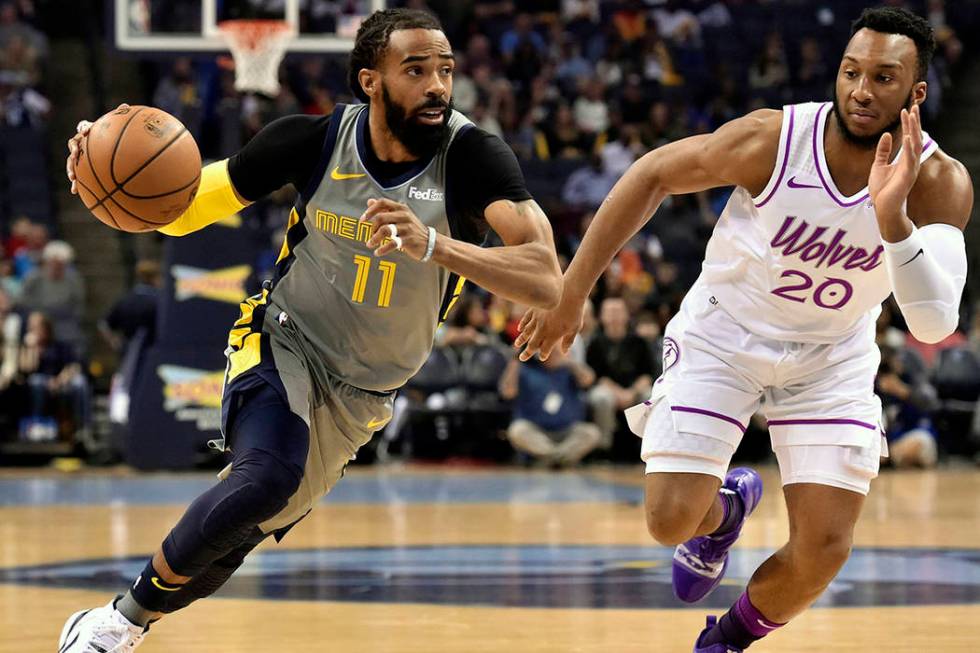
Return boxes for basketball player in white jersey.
[517,7,971,651]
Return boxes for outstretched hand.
[514,299,584,362]
[868,103,924,220]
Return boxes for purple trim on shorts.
[754,105,796,208]
[767,417,878,430]
[670,406,747,433]
[812,103,870,207]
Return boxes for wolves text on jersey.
[771,216,883,273]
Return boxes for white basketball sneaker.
[58,599,147,652]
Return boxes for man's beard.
[382,85,453,158]
[830,91,913,150]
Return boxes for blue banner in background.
[155,217,256,348]
[127,215,260,469]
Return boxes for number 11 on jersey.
[352,254,397,308]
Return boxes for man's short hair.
[851,6,936,82]
[347,8,444,103]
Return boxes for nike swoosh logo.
[151,576,181,591]
[331,166,366,181]
[366,417,388,430]
[899,248,924,267]
[757,619,779,630]
[786,176,822,190]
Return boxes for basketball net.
[218,19,295,97]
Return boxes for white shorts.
[626,284,886,495]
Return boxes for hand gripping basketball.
[68,104,202,232]
[66,105,127,195]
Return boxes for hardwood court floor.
[1,465,978,652]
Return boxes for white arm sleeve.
[882,223,967,344]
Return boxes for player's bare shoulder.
[706,108,784,197]
[908,147,974,229]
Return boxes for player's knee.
[791,529,853,585]
[201,449,303,542]
[645,494,700,546]
[236,449,303,514]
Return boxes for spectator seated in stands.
[587,297,655,450]
[0,1,47,55]
[438,294,493,349]
[100,259,162,357]
[561,153,619,212]
[17,240,85,354]
[634,309,663,371]
[0,9,49,129]
[572,77,609,135]
[877,346,939,469]
[500,12,546,62]
[536,102,590,160]
[381,297,510,460]
[152,57,203,139]
[747,31,789,107]
[499,347,600,467]
[600,124,644,178]
[9,311,87,441]
[0,286,20,435]
[0,255,20,301]
[10,219,46,279]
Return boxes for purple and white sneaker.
[693,616,742,653]
[673,467,763,603]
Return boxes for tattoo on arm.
[504,200,529,218]
[514,200,548,220]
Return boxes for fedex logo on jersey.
[771,216,883,272]
[408,186,445,202]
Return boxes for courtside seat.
[404,347,460,395]
[932,346,980,404]
[899,346,930,384]
[930,346,980,456]
[460,344,508,393]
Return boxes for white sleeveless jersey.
[697,101,938,344]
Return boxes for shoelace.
[677,544,721,573]
[89,622,143,653]
[689,536,728,565]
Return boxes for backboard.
[114,0,386,53]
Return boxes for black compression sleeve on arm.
[445,127,533,243]
[448,127,532,214]
[227,114,330,202]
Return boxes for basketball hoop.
[218,19,295,96]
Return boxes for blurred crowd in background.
[0,0,978,467]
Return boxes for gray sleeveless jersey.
[269,104,473,392]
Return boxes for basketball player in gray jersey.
[60,9,561,650]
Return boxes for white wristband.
[420,226,437,262]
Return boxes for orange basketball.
[73,105,201,233]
